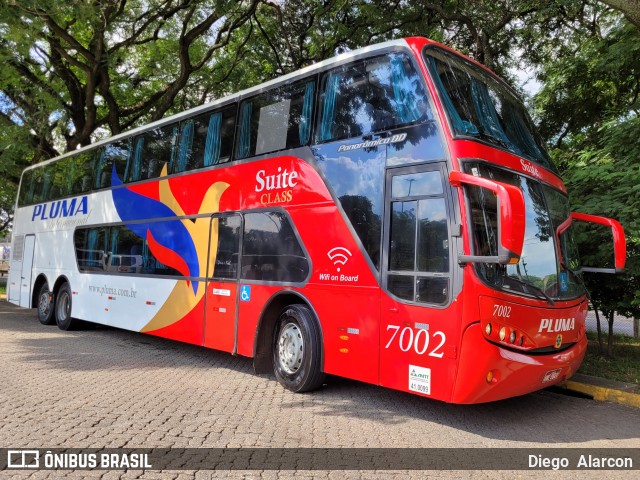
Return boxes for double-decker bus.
[7,37,625,403]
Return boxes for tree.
[600,0,640,28]
[531,8,640,350]
[0,0,265,234]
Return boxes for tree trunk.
[594,307,605,354]
[634,317,639,338]
[606,310,615,357]
[600,0,640,29]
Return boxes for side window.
[175,105,237,173]
[242,211,308,283]
[18,170,34,206]
[70,150,96,195]
[129,124,177,182]
[31,167,45,204]
[236,80,315,159]
[74,223,186,277]
[316,53,430,143]
[95,140,131,189]
[107,226,145,274]
[49,158,71,200]
[42,164,54,201]
[75,227,109,271]
[210,215,241,280]
[387,169,450,305]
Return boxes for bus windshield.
[425,49,557,173]
[464,162,585,301]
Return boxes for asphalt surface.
[0,301,638,479]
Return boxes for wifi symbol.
[327,247,352,272]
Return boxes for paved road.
[0,301,638,479]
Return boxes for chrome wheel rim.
[38,291,51,317]
[278,322,304,374]
[56,292,70,321]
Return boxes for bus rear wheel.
[37,283,55,325]
[55,283,75,331]
[273,304,325,393]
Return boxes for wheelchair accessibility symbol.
[240,285,251,302]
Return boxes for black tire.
[55,283,75,331]
[273,304,325,393]
[36,283,55,325]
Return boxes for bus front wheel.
[37,283,55,325]
[273,304,325,393]
[55,283,75,331]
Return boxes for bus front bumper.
[451,322,587,404]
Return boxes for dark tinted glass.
[389,201,416,271]
[425,49,556,172]
[236,80,315,159]
[417,198,449,272]
[95,140,131,189]
[18,170,34,206]
[74,224,183,276]
[388,275,414,301]
[211,215,241,279]
[242,211,308,282]
[416,277,448,304]
[108,226,145,274]
[49,158,72,200]
[129,124,177,182]
[464,162,585,300]
[75,227,108,271]
[392,171,443,197]
[316,53,430,143]
[42,164,54,201]
[386,168,450,304]
[31,167,45,204]
[313,139,384,270]
[176,105,237,172]
[70,150,96,195]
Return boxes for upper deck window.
[425,48,556,173]
[316,52,431,143]
[236,80,315,159]
[175,105,237,172]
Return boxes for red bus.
[8,37,625,403]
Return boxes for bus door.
[18,235,36,307]
[203,213,242,353]
[379,163,456,397]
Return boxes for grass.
[578,331,640,389]
[0,284,5,296]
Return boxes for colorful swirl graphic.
[111,166,229,333]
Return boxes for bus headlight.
[499,327,506,341]
[485,323,492,336]
[510,330,517,343]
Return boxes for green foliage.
[532,12,640,344]
[580,331,640,386]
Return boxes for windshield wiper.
[504,275,555,306]
[475,130,512,150]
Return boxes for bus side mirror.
[569,212,626,273]
[449,171,525,265]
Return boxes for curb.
[558,373,640,409]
